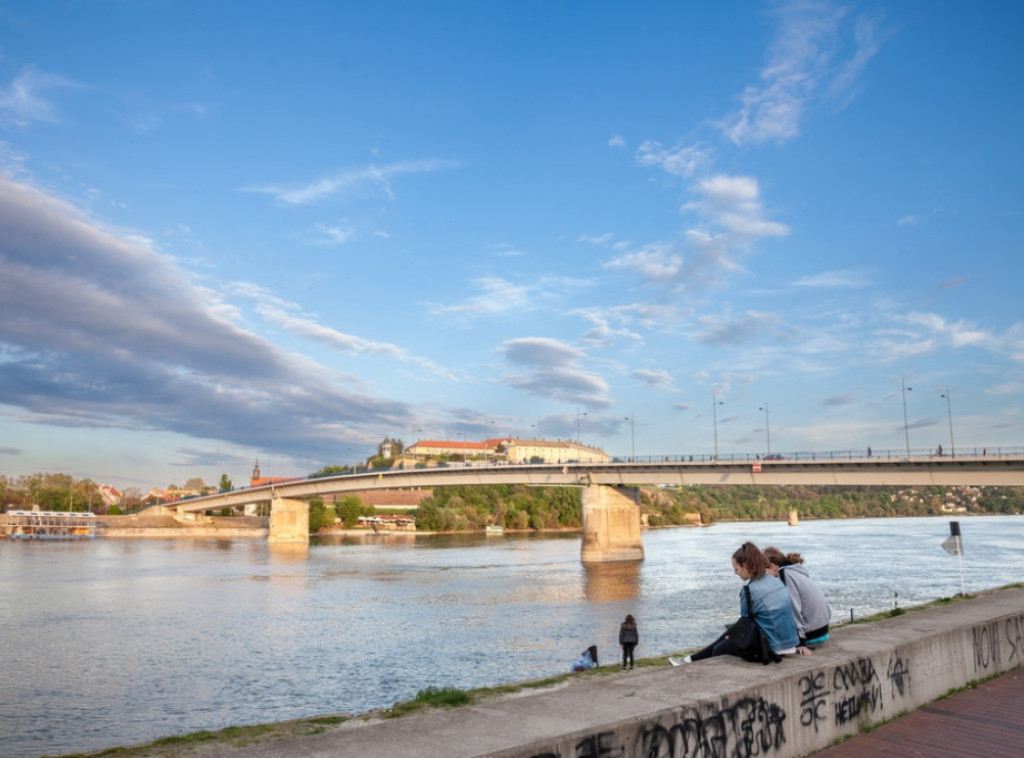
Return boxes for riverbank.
[51,585,1024,757]
[96,514,269,538]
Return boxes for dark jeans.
[621,643,636,667]
[690,632,740,661]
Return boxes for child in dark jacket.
[619,614,639,669]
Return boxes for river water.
[2,515,1022,758]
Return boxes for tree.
[308,497,333,533]
[121,487,142,511]
[184,477,207,493]
[219,474,232,493]
[335,495,367,527]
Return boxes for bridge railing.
[609,446,1024,465]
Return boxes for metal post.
[712,393,723,460]
[901,377,913,458]
[759,402,771,456]
[941,389,955,458]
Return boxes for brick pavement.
[812,667,1024,757]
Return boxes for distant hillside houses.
[405,437,609,465]
[97,484,122,507]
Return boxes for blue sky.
[1,1,1022,491]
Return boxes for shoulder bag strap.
[744,584,754,618]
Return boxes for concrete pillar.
[580,485,644,564]
[268,497,309,544]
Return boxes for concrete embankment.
[218,586,1024,758]
[96,514,268,538]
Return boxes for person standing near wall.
[619,614,639,669]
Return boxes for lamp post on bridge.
[941,389,956,458]
[901,377,913,458]
[624,412,635,462]
[576,406,587,445]
[759,402,771,457]
[712,393,724,460]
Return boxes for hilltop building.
[250,459,300,488]
[404,437,608,465]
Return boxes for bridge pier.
[268,497,309,544]
[580,485,644,564]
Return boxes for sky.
[1,0,1023,492]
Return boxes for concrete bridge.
[169,453,1024,560]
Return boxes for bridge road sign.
[941,521,966,596]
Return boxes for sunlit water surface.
[1,515,1022,757]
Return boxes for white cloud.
[694,310,783,347]
[498,337,611,407]
[719,1,885,146]
[633,368,674,389]
[988,381,1024,396]
[608,134,626,148]
[246,158,459,206]
[0,66,82,127]
[498,337,582,368]
[793,269,872,288]
[428,276,534,317]
[603,243,683,281]
[635,140,712,178]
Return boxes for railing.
[608,446,1024,464]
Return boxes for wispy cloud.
[246,158,459,206]
[694,309,784,347]
[633,368,674,389]
[0,66,82,127]
[498,337,611,407]
[719,1,886,146]
[635,140,713,178]
[234,285,457,379]
[605,174,789,292]
[427,275,589,319]
[793,269,872,288]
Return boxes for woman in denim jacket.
[671,542,804,664]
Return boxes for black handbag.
[726,585,781,664]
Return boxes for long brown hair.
[763,546,804,567]
[732,541,770,580]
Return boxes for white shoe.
[669,656,691,666]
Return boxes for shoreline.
[54,585,1024,758]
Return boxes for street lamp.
[712,393,724,460]
[759,402,771,456]
[941,389,955,458]
[576,406,587,444]
[624,412,636,462]
[901,377,913,458]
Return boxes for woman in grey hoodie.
[764,547,831,646]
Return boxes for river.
[2,515,1022,758]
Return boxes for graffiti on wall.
[525,650,925,757]
[973,621,1001,672]
[1006,613,1024,666]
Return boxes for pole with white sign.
[941,520,965,596]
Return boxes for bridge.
[165,451,1024,561]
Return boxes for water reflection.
[268,542,309,563]
[583,560,642,602]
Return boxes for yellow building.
[404,437,608,465]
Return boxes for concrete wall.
[253,587,1024,758]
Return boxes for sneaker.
[668,656,691,666]
[621,665,627,669]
